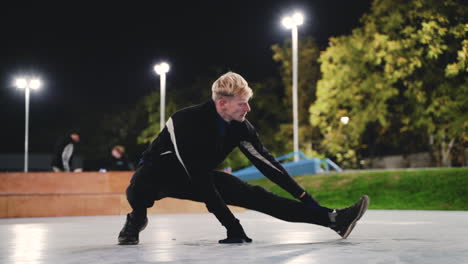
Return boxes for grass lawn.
[247,167,468,210]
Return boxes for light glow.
[154,62,170,75]
[292,12,304,26]
[282,12,304,29]
[15,78,28,89]
[282,17,293,29]
[14,77,42,90]
[29,79,42,90]
[12,224,47,264]
[340,116,350,125]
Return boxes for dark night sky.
[0,0,372,154]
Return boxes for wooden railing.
[0,172,243,218]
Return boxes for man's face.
[112,149,122,159]
[70,133,80,143]
[222,95,251,122]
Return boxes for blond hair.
[211,72,253,101]
[112,145,125,155]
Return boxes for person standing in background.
[51,131,82,172]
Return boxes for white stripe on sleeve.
[240,141,282,173]
[166,118,190,178]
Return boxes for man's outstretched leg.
[211,171,369,239]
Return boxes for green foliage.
[311,0,467,167]
[216,148,250,171]
[77,102,148,169]
[249,167,468,210]
[247,78,289,156]
[272,37,321,124]
[137,91,178,144]
[272,37,323,157]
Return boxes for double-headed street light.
[154,62,170,131]
[15,77,42,172]
[282,12,304,162]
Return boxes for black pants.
[126,156,330,227]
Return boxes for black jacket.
[141,100,305,226]
[51,136,79,171]
[108,156,135,171]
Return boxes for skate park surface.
[0,210,467,264]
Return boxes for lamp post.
[15,77,42,172]
[154,62,170,131]
[340,116,350,125]
[282,12,304,162]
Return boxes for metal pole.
[24,86,30,172]
[292,26,299,162]
[160,73,166,131]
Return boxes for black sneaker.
[118,213,148,245]
[329,195,370,239]
[219,219,253,244]
[219,237,253,244]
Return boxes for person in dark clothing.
[108,145,135,171]
[51,131,82,172]
[118,72,369,245]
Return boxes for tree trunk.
[441,138,455,167]
[428,134,440,167]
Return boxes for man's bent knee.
[126,182,156,210]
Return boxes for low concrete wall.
[369,152,432,169]
[0,172,244,218]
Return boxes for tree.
[271,36,323,157]
[77,103,148,170]
[247,78,288,154]
[137,91,179,145]
[311,0,467,167]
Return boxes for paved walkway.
[1,210,467,263]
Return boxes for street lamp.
[15,76,42,172]
[340,116,350,125]
[282,12,304,162]
[154,62,170,131]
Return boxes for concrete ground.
[0,210,467,264]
